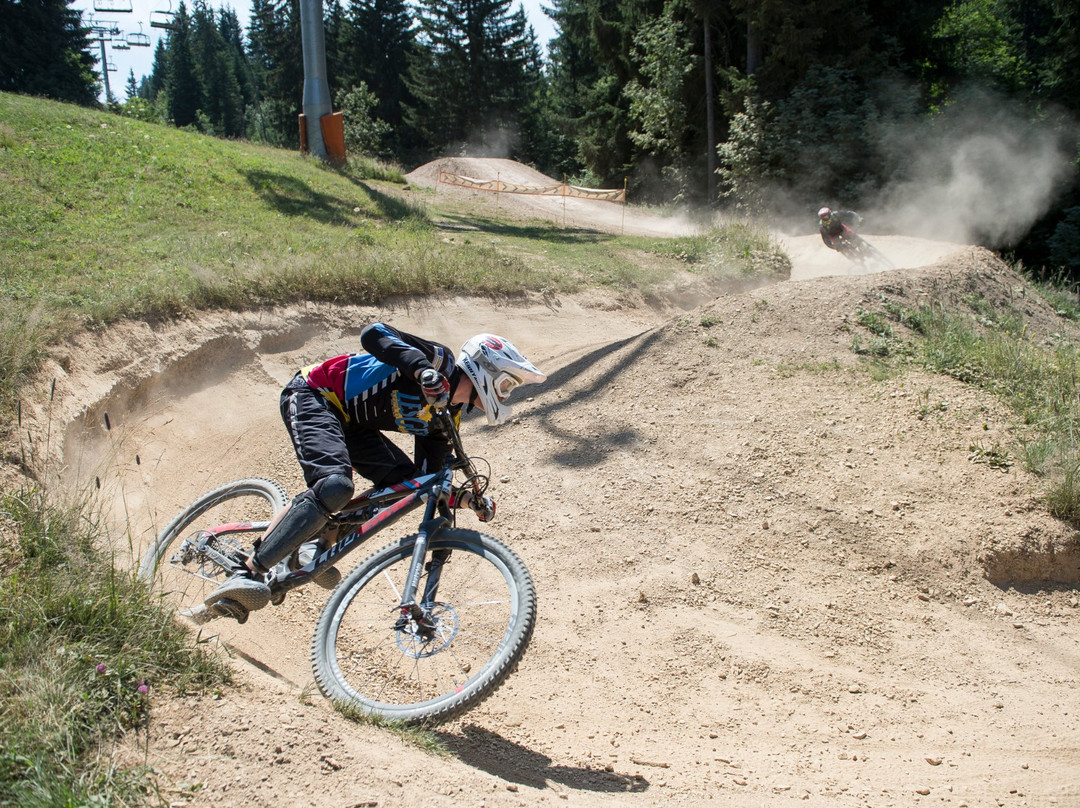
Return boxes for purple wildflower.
[96,663,106,674]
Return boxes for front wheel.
[310,528,537,725]
[847,234,894,270]
[860,239,895,270]
[137,478,289,614]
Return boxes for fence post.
[562,176,567,227]
[621,177,628,234]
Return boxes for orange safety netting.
[438,171,626,203]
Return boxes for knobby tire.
[137,478,289,609]
[310,528,537,726]
[844,234,893,271]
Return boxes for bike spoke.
[324,539,515,709]
[378,567,403,602]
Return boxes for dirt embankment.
[16,160,1080,808]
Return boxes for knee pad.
[312,473,354,513]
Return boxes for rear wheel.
[138,478,288,614]
[310,528,536,725]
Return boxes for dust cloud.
[451,121,521,162]
[869,90,1076,248]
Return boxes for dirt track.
[27,159,1080,807]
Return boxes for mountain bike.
[833,224,895,271]
[137,409,537,726]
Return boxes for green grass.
[640,221,791,280]
[851,287,1080,523]
[0,485,229,807]
[0,97,537,325]
[418,212,790,299]
[1031,273,1080,322]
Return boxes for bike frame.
[829,225,864,260]
[265,408,483,624]
[269,469,449,594]
[832,224,856,247]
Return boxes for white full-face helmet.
[458,334,546,425]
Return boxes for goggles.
[492,372,522,402]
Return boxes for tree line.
[3,0,1079,272]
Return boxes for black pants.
[280,374,427,489]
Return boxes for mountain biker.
[818,206,863,251]
[200,322,547,622]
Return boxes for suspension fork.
[422,548,453,605]
[398,475,452,629]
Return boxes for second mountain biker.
[818,206,863,252]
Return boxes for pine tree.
[511,8,560,171]
[246,0,303,146]
[125,69,138,100]
[147,38,168,101]
[727,0,880,102]
[219,6,258,112]
[189,0,244,135]
[542,0,594,177]
[166,2,203,127]
[545,0,664,185]
[339,0,415,130]
[323,0,346,92]
[1041,0,1080,111]
[0,0,98,105]
[407,0,538,156]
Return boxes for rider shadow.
[438,724,649,794]
[528,329,666,469]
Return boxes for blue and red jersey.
[301,322,458,436]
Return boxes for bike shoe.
[180,599,250,624]
[295,541,341,589]
[204,571,271,613]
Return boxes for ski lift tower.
[298,0,344,163]
[88,22,122,103]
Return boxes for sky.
[73,0,559,103]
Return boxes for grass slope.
[0,92,787,413]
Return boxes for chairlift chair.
[149,1,177,30]
[113,38,131,50]
[127,23,151,47]
[93,0,133,12]
[106,58,118,72]
[88,24,120,41]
